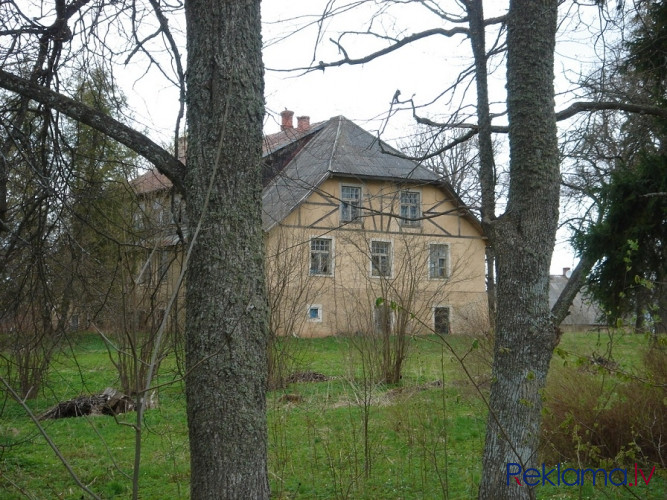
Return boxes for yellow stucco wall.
[265,177,488,337]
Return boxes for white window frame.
[433,306,452,335]
[340,184,362,223]
[428,243,450,279]
[399,190,421,227]
[309,237,334,276]
[307,304,323,322]
[370,239,393,278]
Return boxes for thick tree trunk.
[184,0,269,498]
[479,1,559,499]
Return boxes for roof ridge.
[327,116,343,173]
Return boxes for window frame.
[428,243,450,280]
[433,306,452,335]
[399,190,421,227]
[309,237,334,276]
[373,303,394,335]
[340,184,362,223]
[370,239,393,278]
[307,304,323,322]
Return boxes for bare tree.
[263,1,667,497]
[265,226,326,388]
[403,126,487,217]
[0,1,269,498]
[339,229,486,385]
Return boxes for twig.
[0,376,102,500]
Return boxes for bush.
[541,344,666,467]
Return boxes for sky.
[121,0,611,276]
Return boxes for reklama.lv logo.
[506,463,656,487]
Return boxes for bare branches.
[0,69,185,194]
[556,100,667,121]
[1,376,103,500]
[268,27,469,73]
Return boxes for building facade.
[133,111,488,337]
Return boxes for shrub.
[541,344,666,467]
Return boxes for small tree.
[265,226,325,388]
[339,227,486,385]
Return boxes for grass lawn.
[1,331,664,499]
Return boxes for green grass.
[1,332,664,499]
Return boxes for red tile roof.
[132,169,173,195]
[132,123,324,195]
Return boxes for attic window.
[399,190,421,226]
[340,185,362,223]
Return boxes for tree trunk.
[184,0,269,498]
[467,0,497,326]
[479,1,559,499]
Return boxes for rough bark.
[467,0,498,323]
[479,1,559,499]
[184,0,269,498]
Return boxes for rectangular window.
[434,306,451,335]
[340,185,362,223]
[310,238,332,275]
[307,304,323,322]
[153,200,165,226]
[158,249,170,280]
[374,304,393,335]
[134,201,146,230]
[371,240,392,277]
[139,257,152,285]
[429,244,450,279]
[400,191,421,226]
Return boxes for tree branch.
[555,101,667,121]
[0,69,186,195]
[412,100,667,133]
[551,252,597,335]
[268,27,469,73]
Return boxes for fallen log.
[39,388,135,420]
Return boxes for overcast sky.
[123,1,612,275]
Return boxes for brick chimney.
[280,109,294,131]
[297,115,310,132]
[563,267,571,277]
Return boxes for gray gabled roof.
[131,114,481,235]
[262,116,443,231]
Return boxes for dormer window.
[340,185,362,223]
[399,190,421,226]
